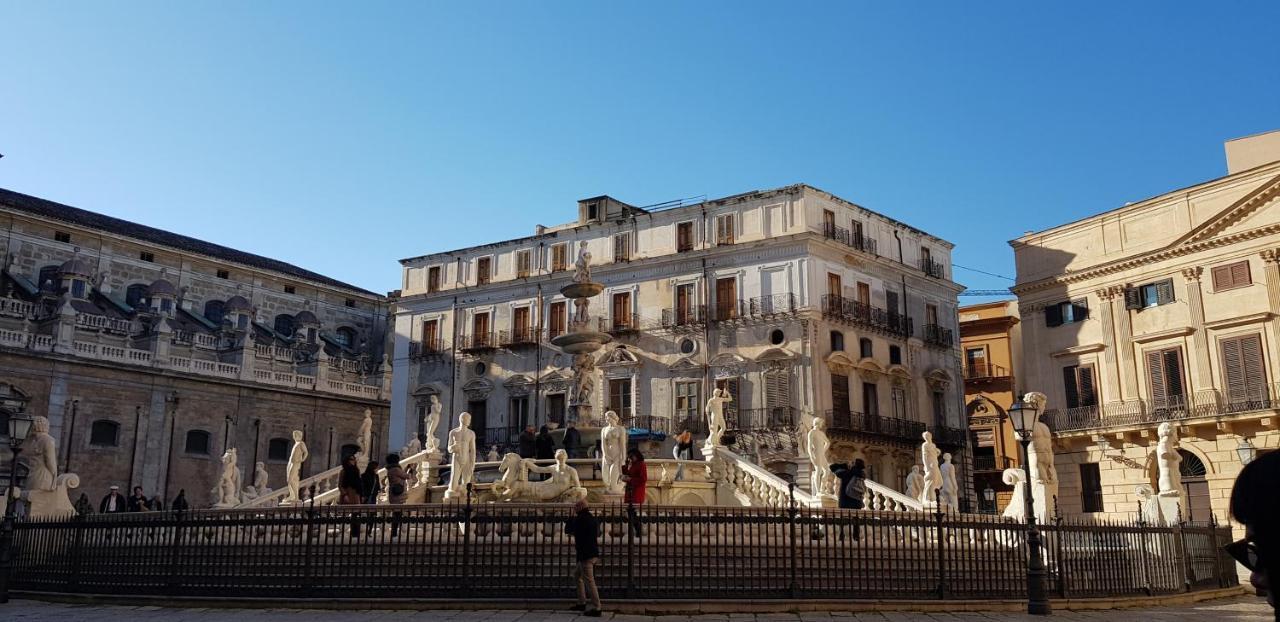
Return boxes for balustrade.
[826,409,926,444]
[821,295,912,338]
[0,298,35,318]
[822,222,878,255]
[1046,382,1280,432]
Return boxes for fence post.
[1135,505,1153,596]
[1053,499,1066,599]
[302,485,317,593]
[626,501,636,599]
[1175,512,1194,593]
[787,483,798,599]
[166,507,185,594]
[934,489,947,599]
[460,483,473,596]
[68,513,86,592]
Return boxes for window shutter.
[1156,279,1175,305]
[1045,303,1063,327]
[1078,365,1097,407]
[1222,336,1244,401]
[1072,299,1089,322]
[1240,334,1266,387]
[1147,350,1166,406]
[1062,365,1081,409]
[1211,265,1230,290]
[1124,287,1142,310]
[1231,261,1251,287]
[1162,348,1184,399]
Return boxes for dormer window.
[587,203,599,220]
[70,279,87,299]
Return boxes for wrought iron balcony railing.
[1045,382,1280,433]
[661,305,707,329]
[498,328,540,348]
[711,300,745,322]
[729,406,798,431]
[920,257,946,279]
[408,339,449,359]
[825,409,926,444]
[821,295,913,338]
[822,223,878,255]
[973,454,1015,472]
[923,324,953,349]
[963,362,1009,380]
[748,294,797,317]
[457,332,497,352]
[931,425,969,448]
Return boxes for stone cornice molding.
[1175,173,1280,246]
[1203,312,1276,331]
[1131,326,1195,344]
[1094,285,1125,301]
[1050,343,1106,358]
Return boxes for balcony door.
[1146,346,1186,411]
[831,373,850,415]
[546,393,566,425]
[472,312,490,347]
[715,277,737,320]
[467,400,488,444]
[612,292,632,330]
[422,319,439,351]
[675,283,695,324]
[512,306,530,341]
[548,302,566,339]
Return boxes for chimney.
[1225,130,1280,175]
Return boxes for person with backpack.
[384,453,411,538]
[831,458,867,541]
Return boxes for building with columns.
[959,300,1022,514]
[0,187,391,507]
[392,184,969,501]
[1011,131,1280,523]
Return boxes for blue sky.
[2,2,1277,296]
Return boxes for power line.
[953,263,1014,281]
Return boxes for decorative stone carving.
[17,416,80,519]
[424,394,443,453]
[1002,392,1058,523]
[212,448,242,508]
[704,388,732,449]
[461,378,494,401]
[919,431,942,506]
[905,464,925,500]
[1181,266,1203,282]
[492,449,587,502]
[600,410,627,495]
[401,437,421,458]
[444,412,476,501]
[572,240,592,284]
[938,453,959,511]
[243,461,270,500]
[805,418,835,498]
[283,430,308,505]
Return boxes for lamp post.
[983,485,996,514]
[1,411,35,604]
[1236,437,1257,466]
[1007,399,1051,615]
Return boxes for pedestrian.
[564,499,602,616]
[518,424,537,459]
[361,460,382,504]
[1228,450,1279,618]
[830,458,867,541]
[171,489,190,513]
[127,486,149,512]
[622,448,647,538]
[564,422,582,459]
[100,485,127,513]
[536,425,555,460]
[672,429,694,481]
[339,453,364,538]
[384,453,411,538]
[74,493,93,516]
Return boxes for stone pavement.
[3,596,1274,621]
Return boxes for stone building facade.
[392,184,969,501]
[0,188,391,507]
[958,300,1022,514]
[1011,132,1280,524]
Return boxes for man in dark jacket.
[99,485,127,513]
[830,458,866,541]
[518,425,537,459]
[564,423,582,459]
[535,426,555,460]
[564,500,602,616]
[127,486,150,512]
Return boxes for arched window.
[859,338,874,359]
[37,266,60,292]
[829,331,844,352]
[184,430,212,455]
[204,300,226,324]
[267,437,291,462]
[273,314,295,338]
[89,420,120,447]
[125,284,148,309]
[335,327,357,348]
[1178,450,1207,478]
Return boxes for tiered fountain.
[549,241,612,426]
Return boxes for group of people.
[337,452,413,538]
[82,485,190,515]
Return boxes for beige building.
[959,300,1022,514]
[1011,131,1280,524]
[0,187,391,507]
[392,184,969,501]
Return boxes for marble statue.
[487,445,500,462]
[444,411,477,500]
[805,418,835,497]
[600,410,627,495]
[424,395,443,453]
[572,240,592,284]
[15,416,79,518]
[1001,392,1058,523]
[905,464,925,500]
[213,448,242,508]
[1156,422,1182,496]
[571,353,595,406]
[401,437,421,458]
[704,388,732,449]
[919,431,942,505]
[938,453,959,511]
[493,449,587,503]
[283,430,308,505]
[243,461,270,499]
[357,408,373,470]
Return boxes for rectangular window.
[510,397,530,431]
[965,347,987,377]
[932,390,946,426]
[831,373,850,414]
[862,382,879,417]
[427,266,441,293]
[54,231,72,243]
[284,285,295,294]
[1080,463,1104,513]
[516,250,532,278]
[611,292,632,330]
[1062,364,1098,409]
[716,214,735,246]
[827,273,842,299]
[1126,278,1174,309]
[851,220,864,245]
[613,232,631,262]
[715,277,737,320]
[140,251,154,262]
[1146,346,1186,410]
[476,257,491,285]
[472,312,490,347]
[344,298,355,308]
[675,381,700,430]
[925,303,939,326]
[551,244,568,272]
[608,378,633,417]
[512,306,531,341]
[1045,299,1089,326]
[857,282,871,306]
[1211,260,1251,291]
[822,209,835,230]
[677,222,695,252]
[889,345,902,365]
[675,283,695,324]
[886,289,900,318]
[216,269,229,279]
[1221,334,1267,405]
[422,318,439,351]
[548,301,567,339]
[891,387,906,419]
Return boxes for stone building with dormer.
[1011,131,1280,524]
[392,184,969,502]
[0,187,391,507]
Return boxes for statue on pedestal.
[704,388,732,449]
[905,464,925,500]
[356,409,373,470]
[938,453,959,511]
[424,395,443,453]
[283,430,308,505]
[401,437,421,458]
[1156,422,1182,495]
[805,418,835,497]
[572,241,592,284]
[17,416,80,518]
[444,412,476,500]
[600,410,627,495]
[919,431,942,505]
[243,461,270,499]
[212,448,242,508]
[493,449,587,502]
[1002,392,1057,522]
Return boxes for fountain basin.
[560,282,605,299]
[551,331,613,354]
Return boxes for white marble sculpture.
[356,408,373,470]
[487,445,500,462]
[401,437,421,458]
[805,418,835,497]
[16,416,79,518]
[213,448,242,508]
[1154,422,1186,523]
[1002,392,1057,522]
[704,388,732,449]
[243,461,270,499]
[572,240,592,284]
[938,453,959,511]
[919,431,943,506]
[444,412,477,500]
[493,449,588,502]
[600,410,627,495]
[283,430,308,505]
[905,464,925,500]
[424,395,443,453]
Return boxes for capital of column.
[1261,249,1280,265]
[1181,266,1203,282]
[1095,285,1124,301]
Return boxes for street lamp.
[1,411,34,604]
[983,485,996,514]
[1236,437,1257,466]
[1007,399,1051,615]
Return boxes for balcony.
[594,316,642,336]
[729,406,798,431]
[748,294,797,317]
[661,305,707,331]
[931,425,969,448]
[499,328,539,349]
[457,332,497,353]
[1045,383,1280,433]
[922,324,953,349]
[963,362,1009,380]
[482,426,522,451]
[822,223,878,255]
[973,455,1014,472]
[826,409,926,445]
[821,295,912,338]
[920,257,945,279]
[408,340,449,359]
[711,300,744,322]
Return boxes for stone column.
[1110,291,1140,401]
[1261,249,1280,382]
[1094,287,1124,404]
[1017,302,1042,395]
[1181,267,1213,393]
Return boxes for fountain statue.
[12,416,80,518]
[600,410,627,495]
[212,448,242,508]
[491,449,587,502]
[356,409,373,471]
[424,394,443,453]
[919,431,942,506]
[905,464,925,500]
[1001,392,1057,522]
[444,412,476,501]
[805,418,835,498]
[704,388,732,450]
[939,453,959,511]
[550,241,612,426]
[283,430,308,505]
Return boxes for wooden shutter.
[1212,261,1251,290]
[677,222,693,251]
[612,292,630,327]
[1223,334,1267,402]
[765,371,790,409]
[476,257,491,285]
[1231,262,1251,287]
[1063,365,1081,408]
[886,290,899,315]
[1078,365,1097,407]
[717,215,734,245]
[676,283,691,322]
[857,282,871,306]
[1211,265,1231,290]
[1071,299,1089,322]
[716,277,737,319]
[1163,349,1184,398]
[831,374,850,414]
[1156,279,1175,305]
[1147,349,1167,405]
[1045,303,1063,327]
[552,245,566,272]
[1123,287,1142,310]
[548,302,565,337]
[423,319,438,350]
[513,307,530,339]
[427,267,440,292]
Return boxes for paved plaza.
[4,596,1273,621]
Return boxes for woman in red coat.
[622,449,647,537]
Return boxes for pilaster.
[1017,302,1042,394]
[1094,287,1124,404]
[1180,267,1213,393]
[1110,291,1140,401]
[1261,250,1280,382]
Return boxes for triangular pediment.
[668,356,701,374]
[503,374,533,388]
[1175,173,1280,246]
[755,348,796,363]
[599,345,640,367]
[708,352,746,368]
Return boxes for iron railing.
[624,415,671,435]
[823,222,878,255]
[498,328,540,348]
[729,406,798,431]
[964,363,1009,380]
[826,409,927,445]
[482,426,523,451]
[711,300,744,322]
[748,294,797,317]
[932,425,969,448]
[921,257,946,279]
[408,339,449,359]
[661,305,707,329]
[7,504,1236,601]
[821,295,912,338]
[923,324,953,349]
[457,332,497,352]
[973,455,1015,472]
[1046,382,1280,433]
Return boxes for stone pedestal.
[420,450,443,486]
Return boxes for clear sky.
[2,2,1277,296]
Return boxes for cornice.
[1050,343,1105,358]
[1132,326,1195,344]
[1203,312,1276,331]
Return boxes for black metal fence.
[7,502,1235,601]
